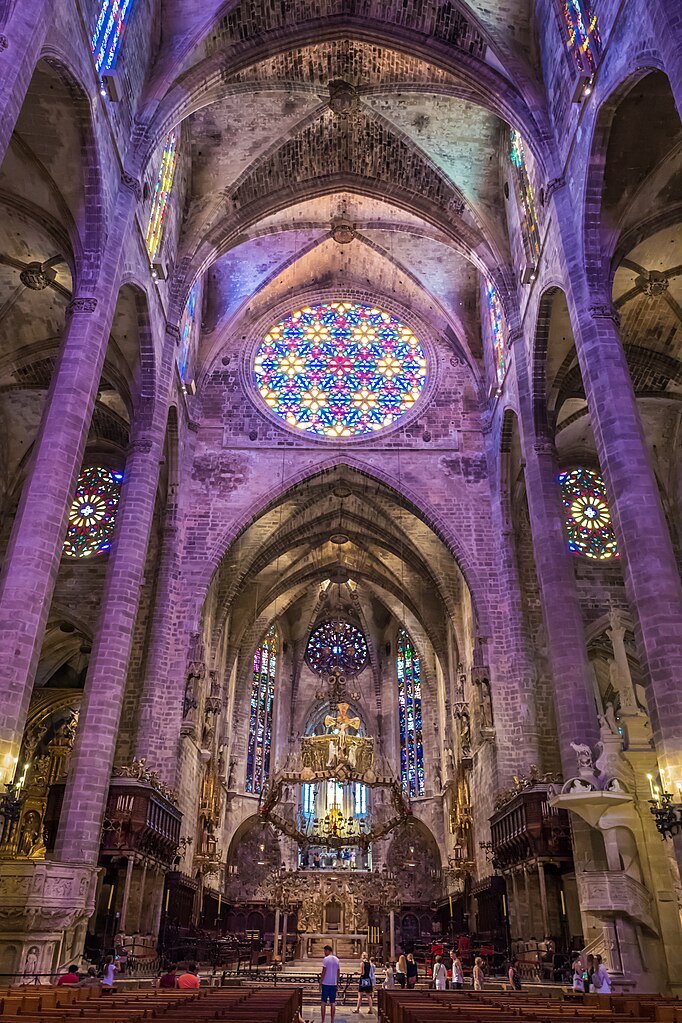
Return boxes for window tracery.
[487,284,505,384]
[306,621,368,676]
[254,302,427,437]
[179,282,200,382]
[559,466,618,561]
[63,466,123,559]
[92,0,134,75]
[509,129,541,263]
[397,629,425,797]
[246,625,277,793]
[146,131,178,263]
[562,0,601,74]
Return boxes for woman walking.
[406,954,418,989]
[396,953,407,989]
[473,956,485,991]
[353,953,375,1014]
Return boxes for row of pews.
[0,985,301,1023]
[377,990,682,1023]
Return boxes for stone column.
[571,301,682,781]
[389,908,395,959]
[513,351,599,774]
[273,908,280,957]
[0,0,52,165]
[281,912,288,961]
[0,178,140,782]
[119,857,134,933]
[648,0,682,119]
[54,360,173,865]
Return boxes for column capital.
[0,36,8,51]
[588,302,621,327]
[166,323,181,343]
[66,296,98,318]
[545,176,565,202]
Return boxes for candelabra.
[648,773,682,838]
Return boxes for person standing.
[452,953,464,990]
[572,959,585,993]
[473,957,485,991]
[395,953,407,989]
[320,944,341,1023]
[432,956,447,991]
[384,963,395,989]
[101,956,119,993]
[507,960,521,991]
[406,954,418,989]
[585,954,595,992]
[353,952,374,1014]
[592,956,611,994]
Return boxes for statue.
[570,742,594,772]
[327,739,337,767]
[598,702,619,737]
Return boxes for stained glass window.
[254,301,427,437]
[510,129,541,262]
[92,0,135,75]
[562,0,601,74]
[397,629,425,797]
[487,284,505,384]
[246,625,278,794]
[302,783,317,815]
[559,467,618,561]
[354,782,368,816]
[179,282,200,381]
[306,621,368,676]
[146,131,178,264]
[63,465,123,558]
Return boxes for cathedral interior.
[0,0,681,998]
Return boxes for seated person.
[56,965,80,986]
[177,963,201,989]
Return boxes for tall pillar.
[0,178,140,782]
[273,908,280,957]
[513,349,599,773]
[389,909,395,960]
[281,912,288,962]
[569,299,682,782]
[119,857,134,934]
[648,0,682,119]
[54,358,173,864]
[0,0,52,166]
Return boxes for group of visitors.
[572,954,611,993]
[56,958,119,991]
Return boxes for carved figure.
[570,742,594,771]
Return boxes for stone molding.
[121,173,143,202]
[588,303,621,327]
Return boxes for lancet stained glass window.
[559,467,618,561]
[92,0,135,75]
[487,284,505,384]
[63,465,123,558]
[146,131,178,263]
[246,625,278,793]
[562,0,601,74]
[178,282,199,381]
[306,621,369,676]
[254,302,427,437]
[397,629,425,797]
[510,129,541,262]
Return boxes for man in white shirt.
[320,945,341,1022]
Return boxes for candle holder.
[649,791,682,838]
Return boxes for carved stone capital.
[0,35,8,51]
[121,172,142,202]
[588,303,621,328]
[167,323,181,343]
[128,438,153,455]
[66,297,98,318]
